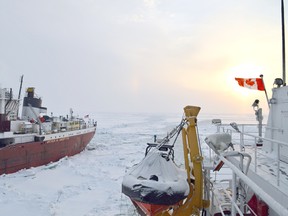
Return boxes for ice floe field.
[0,112,257,216]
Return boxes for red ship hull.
[0,128,96,175]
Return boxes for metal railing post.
[277,143,280,186]
[232,172,237,216]
[254,137,257,172]
[240,132,244,152]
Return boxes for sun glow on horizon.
[224,63,264,96]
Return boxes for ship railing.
[215,123,263,145]
[218,154,288,216]
[213,178,243,216]
[214,123,288,188]
[204,123,288,216]
[217,203,257,216]
[207,177,257,216]
[204,150,288,216]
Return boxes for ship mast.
[282,0,286,85]
[18,75,23,100]
[17,75,24,118]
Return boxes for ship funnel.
[26,87,35,98]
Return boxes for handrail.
[236,126,286,187]
[217,123,288,147]
[219,155,288,216]
[219,203,243,216]
[207,123,288,215]
[241,131,288,147]
[244,204,257,216]
[216,123,288,187]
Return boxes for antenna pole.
[282,0,286,85]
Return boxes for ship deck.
[202,123,288,215]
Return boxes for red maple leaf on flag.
[245,79,255,86]
[235,77,265,91]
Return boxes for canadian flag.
[235,78,265,91]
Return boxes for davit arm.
[159,106,209,216]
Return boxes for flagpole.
[260,74,270,109]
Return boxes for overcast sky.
[0,0,284,117]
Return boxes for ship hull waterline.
[0,128,96,175]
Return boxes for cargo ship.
[0,82,96,175]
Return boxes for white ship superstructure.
[204,80,288,216]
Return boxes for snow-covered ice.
[0,112,257,215]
